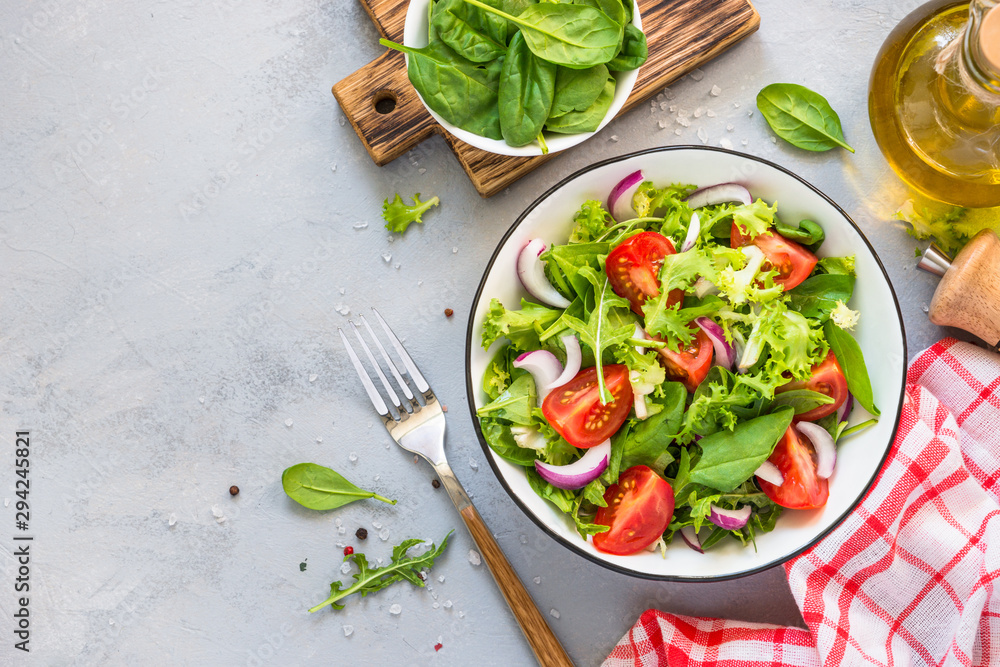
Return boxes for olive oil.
[869,0,1000,208]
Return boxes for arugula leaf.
[688,407,794,492]
[476,373,536,425]
[542,242,611,299]
[481,298,562,350]
[679,366,768,439]
[788,274,855,321]
[382,193,441,233]
[282,463,396,510]
[308,532,453,612]
[561,267,633,403]
[824,320,879,416]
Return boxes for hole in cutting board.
[373,90,397,114]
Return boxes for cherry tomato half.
[593,465,675,555]
[541,365,633,449]
[730,224,818,291]
[775,351,849,422]
[757,425,829,510]
[656,328,713,393]
[606,232,684,316]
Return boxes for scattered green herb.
[382,192,441,233]
[282,463,397,511]
[756,83,854,153]
[309,532,453,612]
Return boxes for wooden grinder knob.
[929,229,1000,346]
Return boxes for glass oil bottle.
[869,0,1000,208]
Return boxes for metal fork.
[340,308,574,667]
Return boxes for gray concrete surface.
[0,0,968,664]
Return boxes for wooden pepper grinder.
[918,229,1000,346]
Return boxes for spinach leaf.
[770,388,835,416]
[308,532,452,612]
[756,83,855,153]
[607,23,647,71]
[576,0,626,26]
[499,31,557,147]
[788,274,855,321]
[432,0,508,63]
[550,65,608,117]
[545,75,615,133]
[775,218,824,246]
[824,320,879,416]
[282,463,396,510]
[688,407,794,492]
[475,373,536,424]
[541,242,610,298]
[463,0,623,68]
[380,39,502,139]
[480,419,537,465]
[382,192,440,233]
[620,383,685,472]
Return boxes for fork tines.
[339,308,435,423]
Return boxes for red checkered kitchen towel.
[604,338,1000,667]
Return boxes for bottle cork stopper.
[982,5,1000,71]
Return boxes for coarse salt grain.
[550,608,560,619]
[389,604,402,615]
[710,85,722,96]
[469,550,482,566]
[343,625,354,637]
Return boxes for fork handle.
[434,463,575,667]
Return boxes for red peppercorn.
[434,643,443,652]
[344,546,354,556]
[444,308,454,318]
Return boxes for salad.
[476,172,880,557]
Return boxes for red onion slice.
[680,211,701,252]
[708,503,752,530]
[694,317,735,369]
[685,183,752,209]
[517,239,571,309]
[796,422,837,479]
[608,170,644,221]
[513,350,563,405]
[545,335,581,392]
[679,525,703,553]
[755,461,784,486]
[836,392,854,424]
[534,439,611,490]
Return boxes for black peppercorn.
[229,485,239,496]
[432,479,441,489]
[356,527,368,540]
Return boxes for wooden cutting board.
[334,0,760,197]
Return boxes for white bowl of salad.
[466,146,906,580]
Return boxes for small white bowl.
[465,147,907,580]
[403,0,641,157]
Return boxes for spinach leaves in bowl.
[383,0,646,154]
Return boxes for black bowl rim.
[464,145,907,582]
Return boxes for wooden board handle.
[459,503,575,667]
[929,229,1000,346]
[332,50,438,166]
